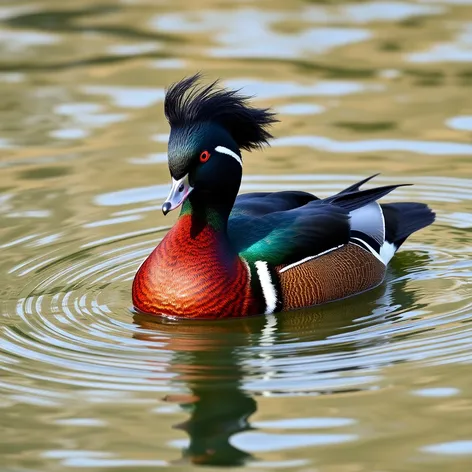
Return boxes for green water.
[1,1,472,470]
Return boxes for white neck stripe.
[215,146,242,167]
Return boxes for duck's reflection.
[135,315,266,466]
[166,367,256,466]
[133,251,427,466]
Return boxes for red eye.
[199,150,211,163]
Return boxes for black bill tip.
[162,202,171,215]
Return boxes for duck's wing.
[229,202,350,265]
[231,191,318,218]
[229,183,405,266]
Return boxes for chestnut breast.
[132,215,260,318]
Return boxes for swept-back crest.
[164,74,278,151]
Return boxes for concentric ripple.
[1,175,471,405]
[1,174,471,469]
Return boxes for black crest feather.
[164,74,278,151]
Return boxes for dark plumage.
[381,202,436,247]
[324,183,410,212]
[228,180,430,265]
[164,74,278,151]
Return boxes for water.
[1,0,472,470]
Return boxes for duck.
[132,74,435,319]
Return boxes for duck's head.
[162,75,277,215]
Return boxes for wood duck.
[132,75,435,319]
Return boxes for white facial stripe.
[255,261,277,314]
[215,146,242,167]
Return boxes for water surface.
[1,1,472,471]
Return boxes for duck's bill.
[162,175,193,215]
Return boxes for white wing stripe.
[279,245,344,273]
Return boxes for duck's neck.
[179,191,234,235]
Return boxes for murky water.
[1,0,472,470]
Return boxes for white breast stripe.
[279,245,344,273]
[351,237,385,264]
[255,261,277,314]
[215,146,242,167]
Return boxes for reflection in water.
[135,315,262,466]
[172,385,256,466]
[134,254,426,466]
[1,0,472,469]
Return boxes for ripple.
[446,115,472,131]
[2,0,472,468]
[0,29,58,49]
[412,387,460,397]
[225,78,380,99]
[0,174,470,400]
[277,103,325,115]
[1,174,471,469]
[82,86,164,109]
[422,440,472,455]
[273,135,472,155]
[408,23,472,63]
[231,432,357,452]
[49,128,89,140]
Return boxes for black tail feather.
[381,202,435,247]
[325,184,411,212]
[338,173,380,194]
